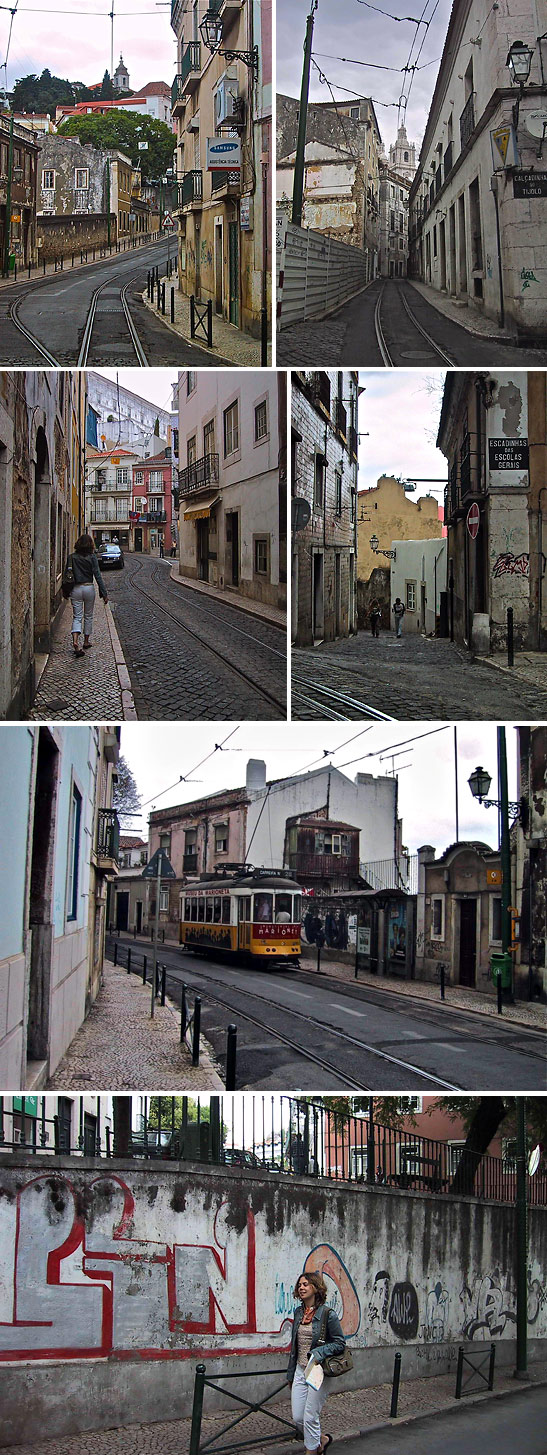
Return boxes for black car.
[98,543,124,570]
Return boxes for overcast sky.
[358,370,447,500]
[1,0,175,94]
[120,721,517,855]
[277,0,453,154]
[97,368,178,413]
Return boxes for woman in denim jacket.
[287,1271,345,1455]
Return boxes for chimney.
[246,759,267,791]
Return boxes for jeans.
[291,1365,328,1451]
[71,583,96,637]
[395,619,403,637]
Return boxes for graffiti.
[304,1244,361,1336]
[275,1276,297,1318]
[368,1269,390,1329]
[460,1272,516,1340]
[416,1342,458,1364]
[527,1270,547,1325]
[492,552,529,578]
[486,253,493,280]
[521,267,538,289]
[388,1281,419,1340]
[421,1280,450,1342]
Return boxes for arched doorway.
[33,428,51,651]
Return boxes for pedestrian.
[64,534,108,657]
[287,1271,346,1455]
[159,539,164,558]
[392,597,405,638]
[369,599,381,637]
[171,543,177,558]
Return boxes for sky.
[357,370,447,500]
[276,0,453,154]
[119,720,518,855]
[97,368,179,413]
[1,0,176,96]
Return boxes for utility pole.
[498,726,513,998]
[514,1096,529,1379]
[291,0,318,227]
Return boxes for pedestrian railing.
[455,1344,496,1399]
[189,1363,295,1455]
[190,295,213,347]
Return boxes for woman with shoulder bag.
[64,534,108,657]
[287,1271,348,1455]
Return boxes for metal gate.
[189,1363,295,1455]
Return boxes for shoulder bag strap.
[318,1307,329,1345]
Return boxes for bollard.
[192,997,201,1066]
[455,1347,464,1399]
[60,256,63,270]
[142,954,147,987]
[261,307,268,366]
[207,298,212,347]
[507,607,514,667]
[440,962,445,1000]
[161,281,166,315]
[189,1365,207,1455]
[43,259,46,274]
[127,948,132,975]
[133,925,137,939]
[497,969,503,1015]
[226,1024,237,1091]
[171,285,175,323]
[316,941,321,973]
[161,965,166,1006]
[390,1352,402,1417]
[72,254,74,267]
[113,941,118,966]
[28,262,31,279]
[180,984,187,1041]
[93,247,96,261]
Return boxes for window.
[160,832,171,852]
[335,470,342,516]
[223,401,239,456]
[116,467,129,485]
[502,1138,517,1172]
[159,888,169,912]
[397,1095,423,1113]
[214,822,228,853]
[254,537,269,575]
[254,399,268,441]
[350,105,359,119]
[490,896,502,943]
[74,168,88,189]
[314,453,325,510]
[42,168,55,189]
[135,470,144,485]
[187,371,197,394]
[149,470,163,489]
[431,896,445,940]
[134,497,146,510]
[66,783,82,921]
[204,418,215,455]
[447,1141,465,1175]
[406,580,416,611]
[222,897,231,924]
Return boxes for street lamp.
[370,533,396,560]
[506,40,535,131]
[199,10,258,74]
[467,728,523,1002]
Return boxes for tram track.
[374,281,456,366]
[77,276,148,365]
[291,673,394,721]
[122,557,287,717]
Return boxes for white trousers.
[71,583,96,636]
[291,1366,328,1451]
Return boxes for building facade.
[415,840,503,994]
[85,445,142,549]
[36,137,136,254]
[358,475,444,581]
[131,448,175,554]
[437,370,542,652]
[0,725,119,1088]
[408,0,547,342]
[390,537,448,636]
[0,111,38,267]
[0,370,87,720]
[378,162,410,277]
[514,725,546,1002]
[276,94,381,278]
[87,372,177,457]
[291,369,359,645]
[171,0,271,339]
[388,122,417,182]
[177,370,285,608]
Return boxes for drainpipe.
[490,174,505,329]
[291,2,318,227]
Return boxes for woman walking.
[66,535,108,657]
[287,1271,346,1455]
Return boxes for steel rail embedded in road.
[124,557,286,717]
[8,296,61,365]
[398,285,455,366]
[77,275,148,365]
[292,673,394,721]
[149,563,288,664]
[374,281,456,367]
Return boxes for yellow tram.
[179,866,302,965]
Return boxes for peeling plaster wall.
[0,1157,545,1443]
[487,373,530,647]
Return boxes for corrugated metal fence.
[277,214,369,329]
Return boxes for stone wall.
[36,214,114,262]
[0,1155,545,1443]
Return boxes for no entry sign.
[467,502,480,539]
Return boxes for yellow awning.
[183,494,220,521]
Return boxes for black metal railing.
[179,170,203,207]
[460,93,475,149]
[334,397,347,437]
[178,451,219,493]
[349,424,358,459]
[211,168,240,193]
[96,808,120,864]
[444,141,453,180]
[460,431,472,498]
[171,74,186,109]
[180,40,201,85]
[145,510,167,523]
[3,1082,546,1205]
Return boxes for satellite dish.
[528,1144,541,1176]
[524,109,547,139]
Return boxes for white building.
[378,162,410,277]
[408,0,547,343]
[390,538,447,636]
[388,122,417,182]
[87,373,177,458]
[245,760,399,874]
[177,370,286,609]
[85,445,142,550]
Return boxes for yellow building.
[358,474,443,580]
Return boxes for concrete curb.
[167,563,286,630]
[406,278,520,345]
[140,287,235,365]
[297,959,546,1032]
[469,651,547,695]
[104,604,137,720]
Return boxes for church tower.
[389,123,416,181]
[114,54,130,91]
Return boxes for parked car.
[98,543,124,570]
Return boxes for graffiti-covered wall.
[1,1157,546,1443]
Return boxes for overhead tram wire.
[139,728,241,810]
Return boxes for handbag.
[317,1307,354,1378]
[62,558,75,599]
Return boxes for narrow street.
[335,1386,547,1455]
[108,555,287,719]
[292,629,547,720]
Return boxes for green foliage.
[112,754,142,826]
[11,70,93,113]
[58,110,176,179]
[146,1096,211,1128]
[100,71,114,101]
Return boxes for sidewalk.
[0,234,164,294]
[29,597,136,722]
[142,275,271,366]
[169,562,286,629]
[477,648,547,697]
[407,277,521,343]
[5,1365,546,1455]
[46,956,223,1091]
[298,951,547,1032]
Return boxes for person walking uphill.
[288,1272,346,1455]
[63,534,108,657]
[392,597,405,638]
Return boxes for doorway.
[449,204,456,294]
[229,221,239,326]
[215,221,223,314]
[197,518,209,581]
[194,221,201,297]
[27,728,59,1062]
[335,553,341,637]
[439,218,447,291]
[116,892,129,932]
[420,581,426,631]
[135,900,143,934]
[33,428,51,651]
[226,511,239,586]
[312,552,324,641]
[134,527,142,552]
[459,899,477,986]
[458,192,467,295]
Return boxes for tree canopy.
[58,110,175,179]
[11,70,93,113]
[112,754,142,828]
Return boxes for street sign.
[489,437,529,470]
[206,137,241,171]
[466,502,480,539]
[513,170,547,198]
[142,848,176,880]
[490,123,519,170]
[492,126,511,164]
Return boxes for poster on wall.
[388,902,407,961]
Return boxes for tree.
[58,111,175,180]
[112,754,142,829]
[112,1095,132,1155]
[100,70,114,101]
[11,69,92,114]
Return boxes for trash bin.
[8,253,15,272]
[491,950,512,989]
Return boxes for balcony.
[443,141,453,181]
[171,74,187,115]
[96,809,120,872]
[460,432,472,500]
[310,370,331,416]
[178,451,219,494]
[211,168,241,195]
[90,510,129,524]
[146,510,167,523]
[179,170,203,208]
[180,40,201,92]
[349,424,358,460]
[288,853,359,879]
[459,93,475,149]
[334,397,347,439]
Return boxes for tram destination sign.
[513,170,547,198]
[488,437,529,470]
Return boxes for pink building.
[130,448,175,555]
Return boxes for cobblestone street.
[292,629,547,719]
[107,554,287,719]
[29,596,135,721]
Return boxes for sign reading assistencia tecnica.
[206,138,241,170]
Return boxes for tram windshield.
[251,891,300,923]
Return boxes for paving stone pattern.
[46,958,222,1091]
[143,275,271,367]
[6,1367,546,1455]
[292,631,547,720]
[30,597,124,721]
[108,555,286,719]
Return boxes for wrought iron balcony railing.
[334,397,347,438]
[96,808,120,868]
[179,170,203,207]
[180,40,201,86]
[459,93,475,149]
[171,75,186,110]
[178,451,219,494]
[211,168,240,193]
[443,141,453,180]
[310,370,331,415]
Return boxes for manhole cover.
[399,349,434,358]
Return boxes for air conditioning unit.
[214,75,239,128]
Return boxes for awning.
[183,493,220,521]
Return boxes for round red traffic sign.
[467,502,480,539]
